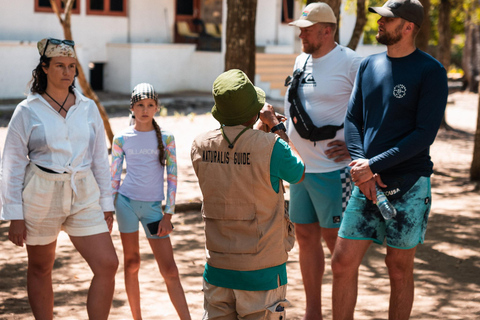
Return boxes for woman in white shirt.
[1,38,118,320]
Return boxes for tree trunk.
[437,0,451,69]
[415,0,430,52]
[463,21,474,91]
[347,0,367,50]
[469,0,480,182]
[472,24,480,93]
[50,0,114,145]
[437,0,452,130]
[470,86,480,181]
[225,0,257,83]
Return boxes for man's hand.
[253,121,269,132]
[9,220,27,247]
[258,103,281,131]
[350,159,375,185]
[357,174,386,202]
[104,211,114,233]
[157,214,173,237]
[325,140,351,162]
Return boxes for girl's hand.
[9,220,27,247]
[157,214,173,237]
[104,211,114,233]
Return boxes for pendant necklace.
[45,91,70,115]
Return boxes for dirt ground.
[0,91,479,319]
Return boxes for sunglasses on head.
[42,38,75,57]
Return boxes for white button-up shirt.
[1,88,114,220]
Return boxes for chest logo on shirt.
[393,84,407,98]
[127,149,159,155]
[301,73,316,87]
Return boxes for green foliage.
[363,0,384,44]
[344,0,358,14]
[428,0,465,46]
[450,34,465,68]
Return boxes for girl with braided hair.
[111,83,191,320]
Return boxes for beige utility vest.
[191,125,295,271]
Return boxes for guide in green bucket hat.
[212,69,266,126]
[191,68,305,320]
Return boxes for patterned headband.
[131,83,158,105]
[37,38,76,59]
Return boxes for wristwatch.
[270,122,286,133]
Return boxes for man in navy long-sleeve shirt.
[331,0,448,319]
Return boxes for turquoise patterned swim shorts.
[338,176,431,249]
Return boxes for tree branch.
[50,0,64,24]
[63,0,75,38]
[347,0,367,50]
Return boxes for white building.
[0,0,384,100]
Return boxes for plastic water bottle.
[376,186,397,220]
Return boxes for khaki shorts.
[23,163,108,246]
[202,280,289,320]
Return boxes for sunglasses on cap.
[42,38,75,57]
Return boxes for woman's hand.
[104,211,114,233]
[9,220,27,247]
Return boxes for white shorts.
[22,163,108,245]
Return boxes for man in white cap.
[286,2,362,318]
[331,0,448,319]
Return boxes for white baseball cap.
[289,2,337,28]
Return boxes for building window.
[35,0,80,14]
[281,0,294,23]
[87,0,127,16]
[177,0,194,16]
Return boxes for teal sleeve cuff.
[270,139,305,192]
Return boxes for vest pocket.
[203,202,258,254]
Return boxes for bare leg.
[120,232,143,320]
[70,233,118,320]
[386,246,417,320]
[331,238,371,320]
[295,223,325,320]
[148,237,191,320]
[321,227,339,254]
[26,241,57,320]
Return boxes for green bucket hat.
[212,69,266,126]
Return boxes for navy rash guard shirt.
[345,49,448,177]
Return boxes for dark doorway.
[90,63,104,90]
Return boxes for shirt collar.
[26,92,41,103]
[72,87,90,102]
